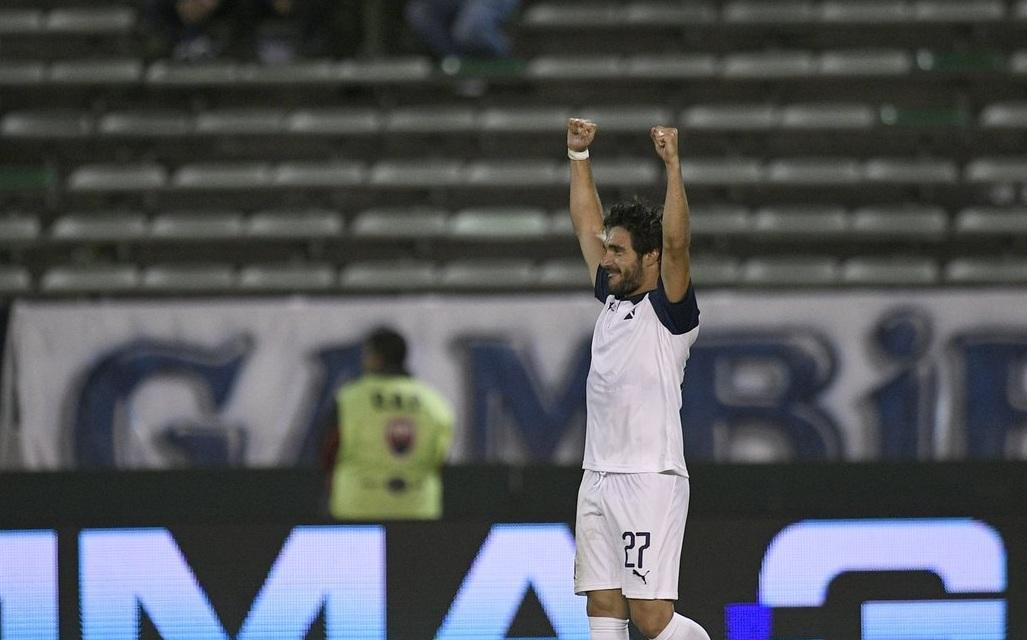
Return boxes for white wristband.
[567,147,589,160]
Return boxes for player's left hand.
[650,126,679,165]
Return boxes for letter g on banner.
[72,336,251,468]
[726,518,1007,640]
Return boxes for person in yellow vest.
[325,327,454,520]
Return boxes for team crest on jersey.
[386,418,416,455]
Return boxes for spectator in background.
[322,327,454,521]
[405,0,521,61]
[143,0,339,62]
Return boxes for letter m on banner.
[464,339,591,461]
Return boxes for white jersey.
[583,266,700,476]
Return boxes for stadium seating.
[2,0,1027,295]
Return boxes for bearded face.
[607,254,645,297]
[601,225,655,298]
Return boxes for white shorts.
[573,470,689,600]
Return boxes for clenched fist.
[567,118,597,153]
[650,126,679,166]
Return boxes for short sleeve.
[649,280,700,335]
[594,266,610,302]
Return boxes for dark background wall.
[1,463,1024,639]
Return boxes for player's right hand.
[567,118,597,152]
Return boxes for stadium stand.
[2,0,1027,295]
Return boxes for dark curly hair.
[604,198,663,257]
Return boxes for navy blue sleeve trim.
[594,266,610,302]
[650,280,699,335]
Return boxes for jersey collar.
[616,288,654,304]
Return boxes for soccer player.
[566,117,709,640]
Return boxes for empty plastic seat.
[51,212,148,240]
[955,207,1027,234]
[285,109,381,135]
[781,103,875,129]
[691,256,742,286]
[142,264,236,291]
[98,111,193,136]
[964,158,1027,182]
[151,211,244,239]
[239,264,336,290]
[41,265,140,292]
[980,102,1027,128]
[682,104,779,130]
[0,10,42,34]
[864,158,958,183]
[450,207,550,239]
[523,3,622,27]
[879,105,969,127]
[2,111,92,138]
[851,205,948,238]
[946,258,1027,283]
[369,160,464,187]
[239,61,338,85]
[0,267,31,293]
[754,205,849,236]
[68,163,167,191]
[842,258,940,285]
[917,50,1005,73]
[539,258,591,287]
[466,160,562,187]
[45,7,135,33]
[625,2,718,24]
[0,166,53,191]
[683,158,764,185]
[590,159,659,187]
[527,56,624,79]
[913,0,1004,22]
[49,59,142,84]
[742,257,840,285]
[480,107,569,133]
[439,260,536,289]
[820,50,912,75]
[768,158,862,184]
[385,106,476,133]
[0,62,46,85]
[341,261,438,290]
[350,207,449,238]
[147,61,240,86]
[195,109,285,135]
[691,204,751,236]
[1013,51,1027,74]
[248,209,342,237]
[723,52,816,78]
[549,209,574,235]
[624,54,719,79]
[724,1,817,23]
[577,106,673,132]
[273,162,366,188]
[173,163,272,189]
[822,0,912,22]
[337,57,432,83]
[480,107,569,134]
[0,215,41,242]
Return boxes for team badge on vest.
[386,418,416,455]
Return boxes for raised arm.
[651,126,691,302]
[567,118,605,285]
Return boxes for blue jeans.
[405,0,520,59]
